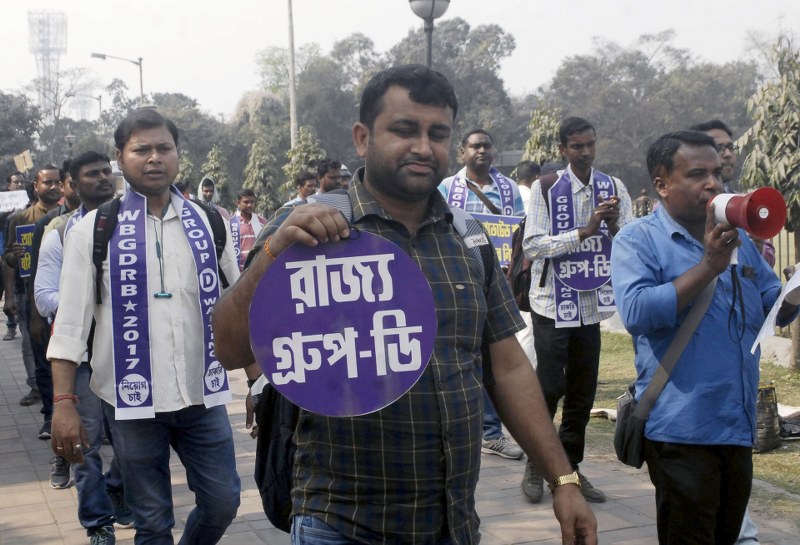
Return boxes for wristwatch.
[547,471,581,493]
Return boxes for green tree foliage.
[522,105,562,166]
[295,58,356,165]
[738,37,800,231]
[151,92,225,181]
[226,90,291,200]
[0,91,41,177]
[174,148,196,188]
[283,126,326,189]
[100,79,138,140]
[256,43,323,96]
[30,67,95,161]
[386,18,517,168]
[331,33,381,94]
[540,32,759,194]
[721,36,800,369]
[243,137,284,216]
[201,144,233,207]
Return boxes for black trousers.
[531,312,600,468]
[644,439,752,545]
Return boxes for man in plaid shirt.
[215,65,597,545]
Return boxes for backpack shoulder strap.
[449,206,492,295]
[92,198,121,305]
[191,199,229,289]
[537,173,560,288]
[56,217,68,245]
[306,190,354,222]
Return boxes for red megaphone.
[709,187,787,239]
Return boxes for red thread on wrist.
[53,394,79,404]
[264,236,277,259]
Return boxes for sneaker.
[50,456,73,489]
[20,389,41,406]
[578,472,606,503]
[3,327,16,340]
[521,460,543,503]
[108,488,134,528]
[481,435,524,460]
[89,525,116,545]
[38,420,52,440]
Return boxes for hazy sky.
[3,0,798,119]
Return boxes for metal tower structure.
[28,10,67,119]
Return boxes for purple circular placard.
[553,233,613,292]
[249,231,437,416]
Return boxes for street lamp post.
[408,0,451,67]
[66,92,102,119]
[91,52,144,106]
[65,134,77,157]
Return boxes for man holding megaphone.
[692,119,777,267]
[610,130,800,545]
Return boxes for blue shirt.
[611,206,791,447]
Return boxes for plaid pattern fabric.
[253,172,523,544]
[523,166,633,324]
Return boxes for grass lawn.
[585,331,800,524]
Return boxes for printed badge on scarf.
[109,187,230,419]
[549,170,617,328]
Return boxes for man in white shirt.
[35,150,131,542]
[523,117,633,504]
[47,110,243,545]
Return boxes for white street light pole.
[287,0,298,148]
[91,52,144,106]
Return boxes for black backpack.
[504,174,559,312]
[90,197,229,304]
[505,217,532,312]
[253,190,496,533]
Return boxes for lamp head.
[409,0,450,20]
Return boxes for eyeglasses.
[716,143,735,153]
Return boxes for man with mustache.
[438,129,527,461]
[4,164,63,441]
[214,65,597,545]
[47,109,242,545]
[35,151,132,543]
[611,130,799,544]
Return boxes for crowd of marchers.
[1,64,794,545]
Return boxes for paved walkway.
[1,332,798,545]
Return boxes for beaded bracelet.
[53,394,79,404]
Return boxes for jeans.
[531,313,600,468]
[644,439,752,545]
[27,298,52,420]
[74,363,117,531]
[291,515,454,545]
[102,402,240,545]
[482,389,503,440]
[14,292,36,389]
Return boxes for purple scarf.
[446,166,516,215]
[549,169,617,328]
[109,187,230,419]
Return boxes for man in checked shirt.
[214,65,597,545]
